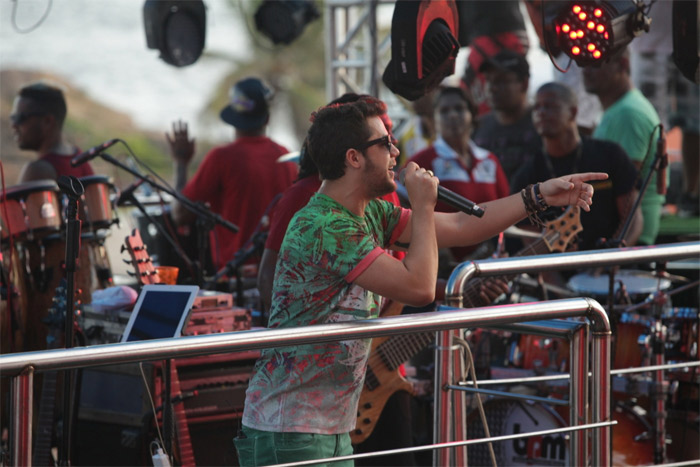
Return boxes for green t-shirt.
[593,88,667,245]
[242,193,408,434]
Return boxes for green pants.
[234,426,354,467]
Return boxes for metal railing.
[3,299,604,467]
[438,241,700,467]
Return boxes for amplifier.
[156,351,260,423]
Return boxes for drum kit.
[466,268,699,465]
[0,176,118,354]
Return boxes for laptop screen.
[121,285,199,343]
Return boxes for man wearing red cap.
[167,77,297,270]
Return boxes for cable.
[541,0,573,74]
[454,334,497,467]
[11,0,53,33]
[139,362,168,458]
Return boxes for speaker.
[672,0,699,84]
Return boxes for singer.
[11,83,95,183]
[406,86,510,263]
[235,98,607,467]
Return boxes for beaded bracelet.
[521,184,544,227]
[533,183,549,212]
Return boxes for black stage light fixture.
[553,0,650,66]
[254,0,320,45]
[143,0,206,67]
[383,0,460,101]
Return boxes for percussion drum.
[78,175,117,232]
[467,399,654,467]
[509,334,570,372]
[614,312,652,369]
[567,269,672,307]
[0,180,61,241]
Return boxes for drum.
[467,399,569,466]
[3,233,111,352]
[664,307,699,362]
[467,399,653,467]
[614,312,652,369]
[509,334,569,372]
[0,180,61,240]
[567,269,672,306]
[78,175,117,232]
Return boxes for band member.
[11,82,95,182]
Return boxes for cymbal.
[277,151,300,163]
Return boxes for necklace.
[542,141,583,179]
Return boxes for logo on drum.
[40,202,57,220]
[511,422,567,465]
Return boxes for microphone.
[117,179,146,206]
[656,126,667,195]
[70,139,119,167]
[399,169,485,218]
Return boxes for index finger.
[573,172,609,182]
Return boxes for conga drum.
[0,180,61,241]
[78,175,118,233]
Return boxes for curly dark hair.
[307,99,385,181]
[18,83,67,126]
[434,86,478,123]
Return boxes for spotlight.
[383,0,460,101]
[254,0,320,45]
[554,1,650,66]
[143,0,206,67]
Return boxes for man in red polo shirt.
[167,77,297,270]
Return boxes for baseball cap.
[220,77,273,130]
[479,50,530,80]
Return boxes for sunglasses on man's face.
[10,112,45,126]
[356,135,395,152]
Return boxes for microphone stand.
[205,230,268,306]
[602,125,667,314]
[97,153,239,287]
[56,176,84,467]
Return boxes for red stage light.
[553,1,649,66]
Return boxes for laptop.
[120,284,199,343]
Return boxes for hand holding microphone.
[71,139,119,167]
[399,164,485,217]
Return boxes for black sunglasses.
[356,135,395,152]
[10,111,45,125]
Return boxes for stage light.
[254,0,320,45]
[143,0,206,67]
[554,1,650,66]
[383,0,460,101]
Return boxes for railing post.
[569,323,589,466]
[590,306,612,466]
[11,367,34,467]
[433,328,467,466]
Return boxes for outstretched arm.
[395,164,608,249]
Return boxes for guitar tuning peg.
[127,271,136,277]
[123,259,133,265]
[120,244,127,253]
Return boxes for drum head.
[2,180,59,198]
[78,175,112,186]
[568,270,671,298]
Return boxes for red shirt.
[40,150,95,179]
[182,136,297,269]
[408,138,509,261]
